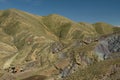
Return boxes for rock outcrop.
[0,9,120,80]
[95,33,120,60]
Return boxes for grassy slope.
[0,9,120,80]
[64,57,120,80]
[93,22,113,35]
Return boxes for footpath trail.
[3,53,19,69]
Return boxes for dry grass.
[22,75,47,80]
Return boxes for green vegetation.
[64,58,120,80]
[0,9,119,80]
[93,22,113,35]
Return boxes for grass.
[22,75,47,80]
[0,9,120,80]
[64,58,120,80]
[93,22,113,35]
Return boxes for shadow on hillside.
[22,75,47,80]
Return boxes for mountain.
[0,9,120,80]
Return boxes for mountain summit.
[0,9,120,80]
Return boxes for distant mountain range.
[0,9,120,80]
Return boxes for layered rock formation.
[0,9,119,80]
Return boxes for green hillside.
[0,9,119,80]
